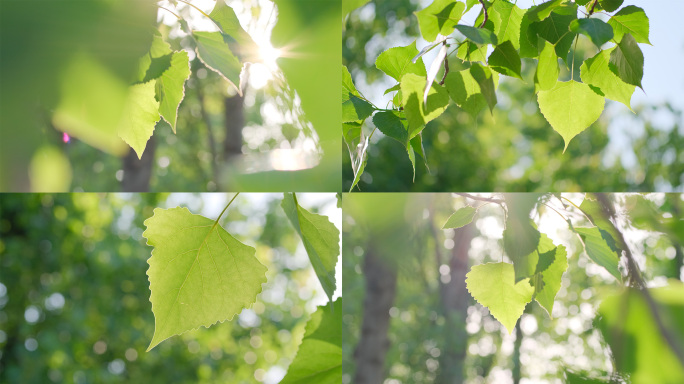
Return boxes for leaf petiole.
[214,192,240,228]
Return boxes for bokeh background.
[0,193,341,383]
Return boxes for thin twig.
[477,0,489,28]
[455,193,504,204]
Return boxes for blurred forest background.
[342,0,684,192]
[343,193,684,384]
[0,0,340,192]
[0,193,340,383]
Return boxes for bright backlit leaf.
[444,70,488,117]
[144,207,267,351]
[580,47,635,110]
[400,73,449,138]
[157,51,190,133]
[574,226,622,282]
[375,42,427,82]
[535,40,559,91]
[466,262,535,334]
[537,80,605,151]
[442,206,477,229]
[533,243,568,317]
[490,0,525,50]
[281,193,340,301]
[415,0,466,42]
[117,81,161,159]
[193,31,244,95]
[608,5,650,44]
[280,298,342,384]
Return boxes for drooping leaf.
[533,4,578,63]
[537,80,605,151]
[607,5,650,44]
[208,0,257,54]
[442,206,477,229]
[375,42,427,82]
[469,63,497,113]
[580,47,635,110]
[157,50,190,132]
[444,69,488,117]
[410,133,430,174]
[510,231,556,283]
[578,193,622,248]
[488,40,522,79]
[342,92,375,123]
[535,40,559,91]
[400,73,450,139]
[136,34,174,83]
[342,65,361,97]
[143,207,267,351]
[343,121,362,150]
[533,243,568,317]
[373,110,408,146]
[415,0,466,42]
[570,18,614,48]
[574,226,622,282]
[598,0,624,13]
[466,262,535,334]
[193,31,244,95]
[117,81,161,159]
[281,193,340,301]
[597,283,684,384]
[454,25,498,45]
[280,298,342,384]
[609,33,644,89]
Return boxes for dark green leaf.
[609,33,644,89]
[342,93,375,123]
[598,0,624,13]
[469,63,497,113]
[580,47,635,110]
[570,18,614,47]
[533,4,578,63]
[444,70,489,117]
[454,25,498,45]
[488,40,522,79]
[373,110,409,146]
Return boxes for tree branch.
[478,0,488,28]
[595,193,684,368]
[454,192,504,204]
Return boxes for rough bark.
[437,224,472,384]
[121,135,155,192]
[354,249,397,384]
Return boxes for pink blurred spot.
[62,132,70,143]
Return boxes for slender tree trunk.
[121,135,155,192]
[438,224,472,384]
[354,248,397,384]
[223,94,244,160]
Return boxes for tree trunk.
[223,94,244,160]
[354,248,397,384]
[121,135,155,192]
[438,224,472,384]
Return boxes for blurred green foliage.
[0,193,337,383]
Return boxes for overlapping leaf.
[281,193,340,301]
[574,226,622,281]
[280,298,342,384]
[488,40,522,79]
[442,206,477,229]
[535,40,559,91]
[415,0,465,42]
[144,207,267,351]
[117,81,161,159]
[400,73,449,138]
[532,243,568,317]
[570,18,614,48]
[580,48,635,110]
[375,42,427,82]
[609,33,644,89]
[607,5,650,44]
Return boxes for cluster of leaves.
[343,0,650,190]
[118,1,258,158]
[143,193,341,382]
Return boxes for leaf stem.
[214,193,240,228]
[570,35,579,81]
[477,0,489,28]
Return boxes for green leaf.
[343,0,370,21]
[281,193,340,301]
[280,298,342,384]
[533,244,568,317]
[574,226,622,281]
[410,133,430,174]
[488,40,522,79]
[525,0,563,22]
[143,207,267,351]
[415,0,466,42]
[445,69,488,117]
[533,4,578,63]
[454,25,498,45]
[208,0,257,51]
[400,73,450,139]
[609,33,644,89]
[193,31,244,95]
[117,81,161,159]
[598,0,623,13]
[442,206,477,229]
[136,34,174,83]
[373,110,408,146]
[597,284,684,384]
[342,65,361,97]
[375,42,427,82]
[580,47,635,110]
[343,121,362,150]
[570,18,614,48]
[470,63,497,113]
[157,50,191,133]
[342,92,375,123]
[537,80,605,151]
[466,262,534,334]
[456,40,489,62]
[349,141,368,192]
[510,231,556,283]
[535,40,559,91]
[608,5,650,44]
[578,193,622,249]
[490,0,525,49]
